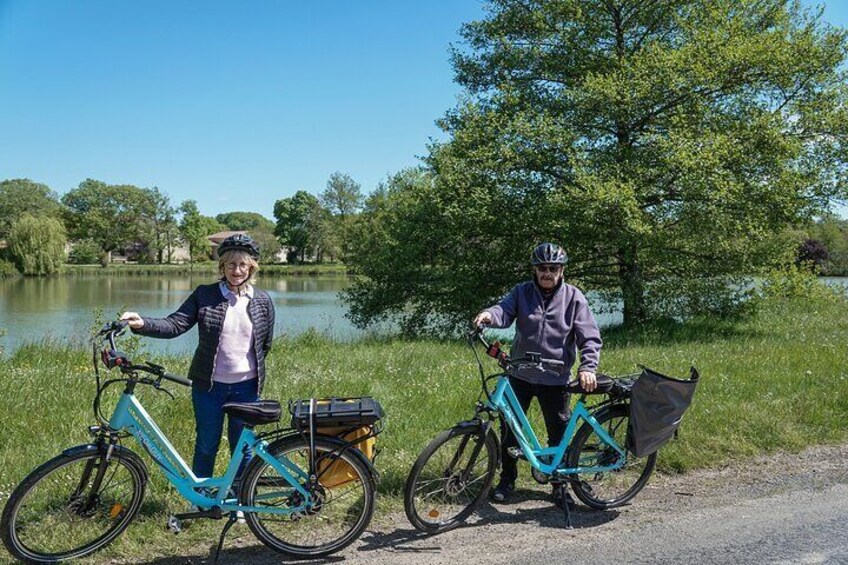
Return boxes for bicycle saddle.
[222,400,282,426]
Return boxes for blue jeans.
[191,379,259,479]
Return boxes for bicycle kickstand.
[559,482,573,529]
[213,513,239,563]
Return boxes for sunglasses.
[535,265,562,273]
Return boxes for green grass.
[0,295,846,561]
[63,262,349,276]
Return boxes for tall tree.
[274,191,320,262]
[320,172,364,260]
[148,187,178,264]
[0,179,62,239]
[178,200,225,262]
[320,172,363,220]
[62,179,159,257]
[347,0,848,331]
[7,214,66,275]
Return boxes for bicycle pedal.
[507,447,525,459]
[166,515,182,534]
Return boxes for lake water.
[0,275,361,355]
[1,275,845,355]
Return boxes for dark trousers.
[500,376,571,484]
[191,379,260,479]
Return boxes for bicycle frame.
[108,389,311,515]
[485,375,627,478]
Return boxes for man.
[473,242,602,507]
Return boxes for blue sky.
[1,1,845,220]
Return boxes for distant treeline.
[0,172,365,276]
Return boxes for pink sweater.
[212,282,258,383]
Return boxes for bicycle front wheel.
[1,446,147,563]
[565,404,656,509]
[239,435,376,558]
[404,424,498,533]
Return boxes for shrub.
[67,239,101,265]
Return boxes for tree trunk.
[619,246,646,326]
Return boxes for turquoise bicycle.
[1,321,380,563]
[404,326,655,532]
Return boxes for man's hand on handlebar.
[120,312,144,330]
[578,370,597,392]
[472,311,492,327]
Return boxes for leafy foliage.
[0,179,62,239]
[215,211,276,232]
[178,200,225,262]
[800,214,848,275]
[273,191,320,263]
[67,238,102,265]
[7,214,66,275]
[345,0,848,331]
[796,238,829,271]
[61,179,176,261]
[758,263,843,303]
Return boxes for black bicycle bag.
[627,366,699,457]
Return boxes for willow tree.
[7,214,66,275]
[348,0,848,331]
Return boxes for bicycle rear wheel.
[1,445,147,563]
[404,424,498,533]
[565,404,656,509]
[239,435,376,558]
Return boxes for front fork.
[74,428,121,513]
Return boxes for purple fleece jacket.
[485,281,602,385]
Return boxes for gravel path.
[137,444,848,565]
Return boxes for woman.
[121,233,276,479]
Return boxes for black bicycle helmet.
[531,242,567,265]
[218,233,260,259]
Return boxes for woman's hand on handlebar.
[578,370,597,392]
[120,312,144,330]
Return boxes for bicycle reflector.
[101,348,129,370]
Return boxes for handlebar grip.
[163,373,192,387]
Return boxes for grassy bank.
[0,295,846,561]
[63,262,349,277]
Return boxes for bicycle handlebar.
[95,321,191,387]
[469,324,564,373]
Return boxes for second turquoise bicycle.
[404,326,656,532]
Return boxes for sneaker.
[551,484,575,509]
[490,480,515,503]
[236,510,245,524]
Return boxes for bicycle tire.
[565,404,656,509]
[1,445,147,564]
[239,435,376,558]
[404,424,498,533]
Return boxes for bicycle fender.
[61,443,149,483]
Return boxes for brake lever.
[151,379,175,400]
